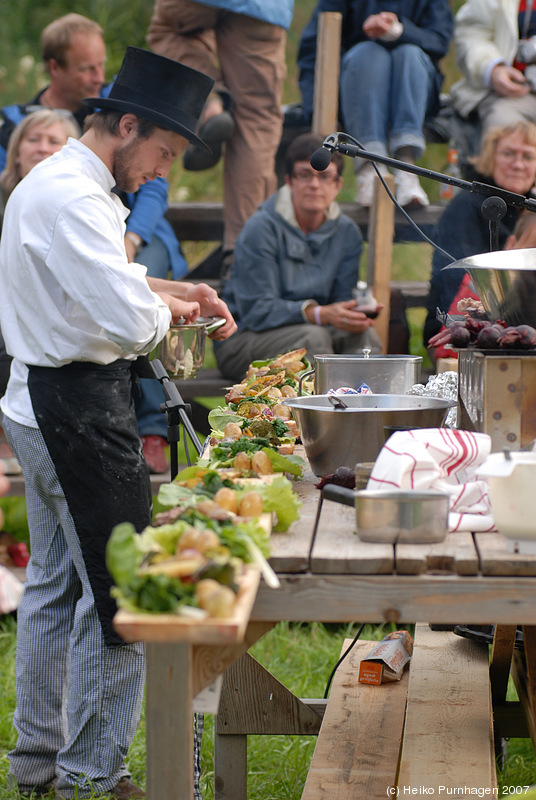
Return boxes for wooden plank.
[490,624,517,704]
[475,532,536,576]
[312,13,342,135]
[165,202,443,246]
[146,642,193,800]
[113,566,260,645]
[192,620,274,697]
[301,638,408,800]
[512,648,536,749]
[217,652,323,736]
[214,733,247,800]
[269,460,321,573]
[367,173,395,354]
[398,624,497,790]
[396,532,480,576]
[252,573,536,626]
[310,496,395,575]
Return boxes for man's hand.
[156,293,200,325]
[491,64,530,97]
[146,278,237,339]
[183,283,237,340]
[363,12,398,38]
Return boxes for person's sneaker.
[141,435,169,474]
[394,169,430,207]
[106,777,145,799]
[355,163,388,206]
[183,110,235,171]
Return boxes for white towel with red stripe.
[367,428,496,532]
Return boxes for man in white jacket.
[450,0,536,130]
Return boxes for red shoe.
[141,435,169,474]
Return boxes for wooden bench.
[301,623,496,799]
[215,623,496,800]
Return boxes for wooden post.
[312,12,342,135]
[367,173,395,353]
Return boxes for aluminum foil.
[407,371,458,427]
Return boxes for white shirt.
[0,138,171,427]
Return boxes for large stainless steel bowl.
[310,353,422,394]
[281,394,457,476]
[443,248,536,328]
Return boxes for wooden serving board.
[113,565,260,645]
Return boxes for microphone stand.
[331,139,536,214]
[148,358,203,479]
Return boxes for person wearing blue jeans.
[298,0,454,208]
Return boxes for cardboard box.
[358,630,413,685]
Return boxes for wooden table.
[114,449,536,799]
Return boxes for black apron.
[27,359,152,648]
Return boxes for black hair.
[285,132,344,177]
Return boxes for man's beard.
[112,138,143,193]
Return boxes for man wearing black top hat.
[0,47,235,800]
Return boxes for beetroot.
[499,324,536,349]
[476,324,504,349]
[448,324,472,348]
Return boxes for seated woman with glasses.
[214,132,383,382]
[424,120,536,356]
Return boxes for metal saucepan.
[281,393,457,476]
[322,485,449,544]
[149,316,226,379]
[299,353,422,396]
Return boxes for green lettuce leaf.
[254,475,302,532]
[106,522,143,590]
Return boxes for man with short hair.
[0,46,235,800]
[0,13,192,473]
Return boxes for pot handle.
[321,484,355,507]
[205,316,227,334]
[298,368,314,396]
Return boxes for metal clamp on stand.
[148,357,204,478]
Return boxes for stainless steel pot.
[281,393,457,476]
[149,316,226,379]
[300,353,422,395]
[322,484,449,543]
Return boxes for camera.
[517,36,536,64]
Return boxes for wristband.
[313,305,322,326]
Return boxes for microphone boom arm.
[332,138,536,213]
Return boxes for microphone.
[310,132,339,171]
[310,145,333,171]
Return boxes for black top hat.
[85,47,215,152]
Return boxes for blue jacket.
[298,0,453,123]
[221,186,363,332]
[0,85,188,279]
[187,0,294,30]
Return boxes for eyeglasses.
[496,149,536,164]
[292,169,340,184]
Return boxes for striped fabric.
[3,416,146,798]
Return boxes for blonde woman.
[0,108,79,203]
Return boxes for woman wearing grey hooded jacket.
[214,134,382,382]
